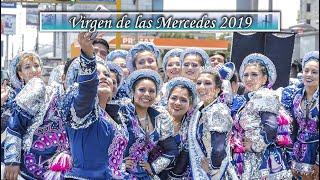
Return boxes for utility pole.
[268,0,273,28]
[53,4,57,57]
[21,34,24,51]
[5,35,9,68]
[116,0,122,49]
[61,3,68,60]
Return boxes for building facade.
[299,0,319,29]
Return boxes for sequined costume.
[1,87,18,133]
[164,110,193,179]
[124,103,178,179]
[282,86,319,174]
[149,77,196,179]
[3,78,70,180]
[230,88,292,179]
[189,97,235,179]
[60,51,131,179]
[1,52,42,134]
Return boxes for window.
[307,3,311,12]
[306,19,311,24]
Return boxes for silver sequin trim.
[292,161,315,174]
[64,175,89,180]
[4,132,22,164]
[188,106,210,179]
[202,103,232,133]
[15,78,46,116]
[151,156,171,174]
[268,170,292,180]
[241,152,263,180]
[22,86,58,151]
[154,106,174,141]
[69,98,99,129]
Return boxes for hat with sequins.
[126,69,162,97]
[65,56,108,89]
[302,51,319,68]
[126,42,161,73]
[165,77,197,106]
[106,50,128,62]
[162,48,184,71]
[8,51,42,90]
[104,61,124,90]
[180,47,210,67]
[239,53,277,87]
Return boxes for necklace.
[304,95,315,119]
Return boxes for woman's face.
[168,87,191,119]
[113,57,130,77]
[134,51,158,72]
[242,65,268,92]
[97,63,114,101]
[17,56,42,84]
[196,73,220,105]
[302,60,319,89]
[182,54,202,82]
[109,71,118,95]
[133,79,157,109]
[166,56,181,80]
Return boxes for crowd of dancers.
[1,32,319,180]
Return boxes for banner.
[231,32,295,89]
[1,2,16,8]
[40,12,281,32]
[78,0,116,3]
[1,14,16,35]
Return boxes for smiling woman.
[281,51,319,179]
[123,69,179,179]
[230,53,292,179]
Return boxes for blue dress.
[281,86,319,174]
[158,108,194,179]
[124,104,179,179]
[61,52,131,180]
[230,88,292,179]
[188,99,234,180]
[3,78,69,180]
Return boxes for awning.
[108,37,229,50]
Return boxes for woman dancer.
[2,51,74,180]
[126,42,161,73]
[124,69,178,179]
[282,51,319,180]
[60,33,131,179]
[161,77,197,179]
[188,67,234,179]
[180,47,210,82]
[230,53,292,179]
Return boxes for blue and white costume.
[281,51,319,175]
[61,51,131,179]
[124,69,179,179]
[230,53,292,179]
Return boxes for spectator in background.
[209,52,226,68]
[230,71,245,96]
[93,38,110,60]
